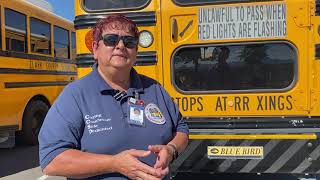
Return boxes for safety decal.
[144,103,166,125]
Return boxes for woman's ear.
[92,41,98,60]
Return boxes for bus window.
[5,8,26,53]
[174,43,296,91]
[71,32,76,61]
[30,17,51,55]
[173,0,249,5]
[82,0,150,11]
[54,26,69,59]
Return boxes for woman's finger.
[148,145,164,153]
[128,149,151,157]
[136,170,162,180]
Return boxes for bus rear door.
[160,0,318,175]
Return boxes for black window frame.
[5,8,27,53]
[81,0,151,12]
[30,17,52,55]
[171,41,298,94]
[71,32,76,61]
[54,25,70,59]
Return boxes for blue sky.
[45,0,75,21]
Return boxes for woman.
[38,14,189,180]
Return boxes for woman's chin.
[111,63,132,69]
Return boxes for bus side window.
[30,17,51,55]
[5,8,27,53]
[71,32,76,61]
[54,26,69,59]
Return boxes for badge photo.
[144,103,166,124]
[128,105,144,126]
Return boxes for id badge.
[128,104,144,126]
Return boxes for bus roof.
[25,0,53,12]
[24,0,74,24]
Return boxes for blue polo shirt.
[38,64,189,180]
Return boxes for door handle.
[172,18,178,42]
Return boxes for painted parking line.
[1,167,65,180]
[37,175,48,180]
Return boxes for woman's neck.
[98,66,130,92]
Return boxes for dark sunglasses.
[100,34,138,49]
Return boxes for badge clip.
[134,90,139,100]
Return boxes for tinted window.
[174,0,252,5]
[173,43,296,91]
[54,26,69,59]
[71,32,76,61]
[83,0,149,11]
[30,18,51,55]
[5,9,26,52]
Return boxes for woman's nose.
[115,39,125,49]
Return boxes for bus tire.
[22,100,49,145]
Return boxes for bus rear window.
[174,0,251,6]
[83,0,149,11]
[173,43,296,92]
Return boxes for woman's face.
[93,24,138,71]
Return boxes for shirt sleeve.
[38,83,84,170]
[158,85,189,135]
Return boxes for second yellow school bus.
[0,0,77,147]
[75,0,320,177]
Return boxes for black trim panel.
[187,117,320,129]
[135,51,157,65]
[5,81,72,88]
[0,125,19,132]
[316,0,320,16]
[316,44,320,59]
[74,11,156,29]
[76,51,157,68]
[0,50,76,64]
[0,68,77,76]
[76,53,95,68]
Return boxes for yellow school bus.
[0,0,77,147]
[75,0,320,177]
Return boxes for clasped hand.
[112,149,169,180]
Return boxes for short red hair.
[93,14,139,43]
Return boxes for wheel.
[21,100,49,145]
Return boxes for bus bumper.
[171,133,320,176]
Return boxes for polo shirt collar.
[91,63,113,92]
[127,68,144,96]
[91,63,144,95]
